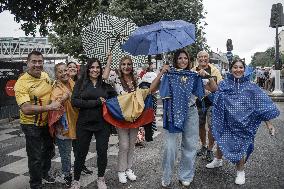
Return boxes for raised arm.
[102,52,112,80]
[150,64,170,93]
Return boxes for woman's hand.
[265,121,275,136]
[47,101,62,111]
[160,64,170,74]
[61,92,71,103]
[100,97,106,103]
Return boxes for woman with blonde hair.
[103,54,141,184]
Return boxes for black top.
[71,79,117,131]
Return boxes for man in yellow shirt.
[192,51,222,162]
[14,51,61,189]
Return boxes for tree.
[1,0,208,59]
[250,47,275,67]
[0,0,102,36]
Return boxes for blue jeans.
[56,137,72,175]
[162,105,199,185]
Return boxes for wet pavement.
[0,102,283,189]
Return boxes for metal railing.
[0,37,68,61]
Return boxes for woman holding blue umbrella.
[150,49,218,187]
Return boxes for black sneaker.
[197,146,207,156]
[42,174,56,184]
[64,174,72,187]
[82,166,93,175]
[206,150,214,162]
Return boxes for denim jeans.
[162,105,199,185]
[55,137,72,175]
[21,125,54,189]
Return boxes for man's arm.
[20,101,61,115]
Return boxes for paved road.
[0,102,283,189]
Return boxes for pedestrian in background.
[70,57,117,189]
[103,54,140,184]
[192,50,222,162]
[14,51,61,189]
[206,59,279,185]
[67,61,79,81]
[48,63,78,187]
[139,62,158,142]
[150,49,218,187]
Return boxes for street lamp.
[269,3,284,96]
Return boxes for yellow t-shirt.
[14,72,52,126]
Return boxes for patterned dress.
[107,70,145,143]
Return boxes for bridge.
[0,37,68,62]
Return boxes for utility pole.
[270,3,284,96]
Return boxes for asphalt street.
[0,102,283,189]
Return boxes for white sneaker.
[118,171,127,184]
[235,171,245,185]
[125,169,137,181]
[97,177,107,189]
[179,180,191,186]
[206,158,223,169]
[70,180,80,189]
[161,180,170,187]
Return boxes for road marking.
[0,158,28,174]
[7,147,27,158]
[0,175,30,189]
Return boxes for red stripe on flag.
[103,103,154,129]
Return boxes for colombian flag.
[103,89,154,129]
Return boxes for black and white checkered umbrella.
[81,13,146,68]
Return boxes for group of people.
[255,66,276,92]
[14,48,279,189]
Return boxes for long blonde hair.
[117,56,137,93]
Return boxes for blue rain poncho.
[160,69,205,133]
[212,73,280,163]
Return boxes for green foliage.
[0,0,103,36]
[1,0,208,59]
[250,47,275,67]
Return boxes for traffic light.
[270,3,284,28]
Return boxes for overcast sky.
[203,0,283,63]
[0,0,283,63]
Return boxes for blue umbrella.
[121,20,195,55]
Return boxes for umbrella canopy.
[81,13,146,68]
[121,20,195,56]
